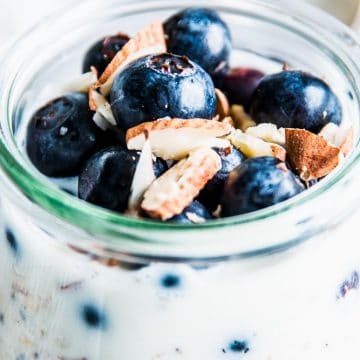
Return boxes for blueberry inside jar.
[1,1,360,360]
[21,6,353,221]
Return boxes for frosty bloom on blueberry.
[83,33,130,75]
[221,157,305,217]
[26,92,100,177]
[24,7,353,223]
[250,70,343,133]
[79,147,167,213]
[164,8,232,77]
[110,53,217,130]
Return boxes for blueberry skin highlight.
[111,53,217,130]
[167,201,213,224]
[221,157,305,217]
[250,71,342,133]
[198,148,245,211]
[164,8,232,76]
[83,33,130,75]
[78,147,167,213]
[26,93,99,177]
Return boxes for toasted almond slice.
[141,147,221,220]
[229,130,286,161]
[89,89,117,126]
[96,22,166,96]
[215,88,230,119]
[128,136,155,211]
[285,128,341,181]
[319,123,354,156]
[230,105,256,131]
[126,118,232,160]
[221,116,235,127]
[93,112,113,131]
[340,128,354,156]
[62,68,98,94]
[245,123,285,145]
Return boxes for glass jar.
[0,0,360,359]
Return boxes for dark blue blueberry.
[218,67,265,110]
[228,340,250,353]
[96,127,126,150]
[221,157,305,217]
[161,274,181,288]
[111,53,217,130]
[83,33,130,75]
[198,148,245,211]
[338,271,359,299]
[250,70,342,133]
[78,147,167,213]
[26,93,100,177]
[81,303,107,330]
[167,201,213,224]
[5,228,19,256]
[164,8,232,76]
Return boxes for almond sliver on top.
[141,147,221,220]
[96,21,166,96]
[126,118,232,160]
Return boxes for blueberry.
[198,148,245,211]
[250,71,342,133]
[161,274,181,288]
[81,303,107,330]
[96,128,126,150]
[338,271,359,299]
[164,8,232,76]
[78,147,167,212]
[228,340,250,353]
[5,228,19,256]
[221,157,305,216]
[26,93,99,177]
[111,53,217,130]
[219,67,264,110]
[167,201,213,224]
[83,33,130,75]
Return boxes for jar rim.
[0,0,360,259]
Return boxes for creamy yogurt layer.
[1,4,359,360]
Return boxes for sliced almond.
[126,118,232,160]
[285,128,341,181]
[319,123,354,156]
[62,68,98,93]
[340,128,354,156]
[230,105,256,131]
[215,88,230,119]
[95,21,166,96]
[128,135,155,211]
[221,116,235,127]
[229,129,286,161]
[141,147,221,220]
[89,89,116,126]
[246,123,285,145]
[93,112,113,131]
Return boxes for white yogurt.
[1,49,359,360]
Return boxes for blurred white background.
[0,0,359,43]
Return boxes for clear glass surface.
[0,0,360,359]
